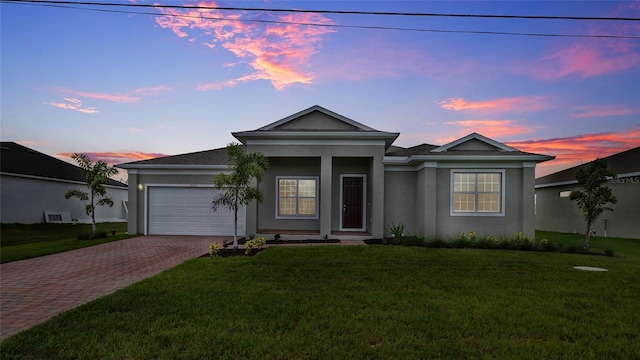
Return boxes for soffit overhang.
[233,130,400,149]
[384,153,555,165]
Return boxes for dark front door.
[342,177,363,229]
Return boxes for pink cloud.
[515,3,640,83]
[57,151,170,166]
[17,140,52,147]
[506,127,640,177]
[526,43,640,81]
[52,86,171,103]
[154,2,335,90]
[438,96,551,113]
[570,105,640,118]
[46,97,99,114]
[445,119,535,139]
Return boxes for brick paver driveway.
[0,236,220,341]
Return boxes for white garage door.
[148,187,245,236]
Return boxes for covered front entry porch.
[245,151,385,241]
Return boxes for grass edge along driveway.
[1,244,638,359]
[1,222,131,263]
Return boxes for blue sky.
[2,0,639,180]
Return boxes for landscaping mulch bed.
[201,248,266,258]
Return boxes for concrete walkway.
[0,236,219,341]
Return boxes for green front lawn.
[2,236,638,359]
[0,222,132,263]
[536,230,640,257]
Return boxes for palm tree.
[212,143,269,250]
[570,158,617,252]
[65,153,119,236]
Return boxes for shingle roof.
[385,143,550,158]
[118,147,228,167]
[535,146,640,185]
[385,144,439,156]
[0,142,127,187]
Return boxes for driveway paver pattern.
[0,236,220,341]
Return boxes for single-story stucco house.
[118,105,554,240]
[0,142,128,224]
[535,146,640,239]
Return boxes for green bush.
[245,236,266,255]
[387,221,405,240]
[379,230,614,257]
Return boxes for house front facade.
[118,106,553,240]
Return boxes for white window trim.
[450,169,505,217]
[339,174,367,231]
[275,176,319,219]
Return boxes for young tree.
[570,158,617,252]
[65,153,119,236]
[212,143,269,250]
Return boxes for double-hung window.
[451,170,504,216]
[276,177,318,218]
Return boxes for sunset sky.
[2,0,639,180]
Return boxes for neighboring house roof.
[118,148,228,168]
[0,142,127,187]
[536,146,640,187]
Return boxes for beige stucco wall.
[434,166,535,238]
[384,171,417,236]
[257,157,321,231]
[536,176,640,239]
[383,162,537,239]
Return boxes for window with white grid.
[452,171,504,215]
[277,177,318,218]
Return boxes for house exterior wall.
[433,166,534,238]
[415,165,437,237]
[536,176,640,239]
[257,157,321,231]
[1,174,127,224]
[384,170,417,236]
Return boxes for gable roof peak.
[432,132,518,153]
[258,105,375,132]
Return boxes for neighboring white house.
[535,147,640,239]
[0,142,128,224]
[118,105,554,239]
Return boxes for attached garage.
[147,186,245,236]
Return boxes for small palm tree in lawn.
[212,143,269,250]
[65,153,119,237]
[570,158,617,252]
